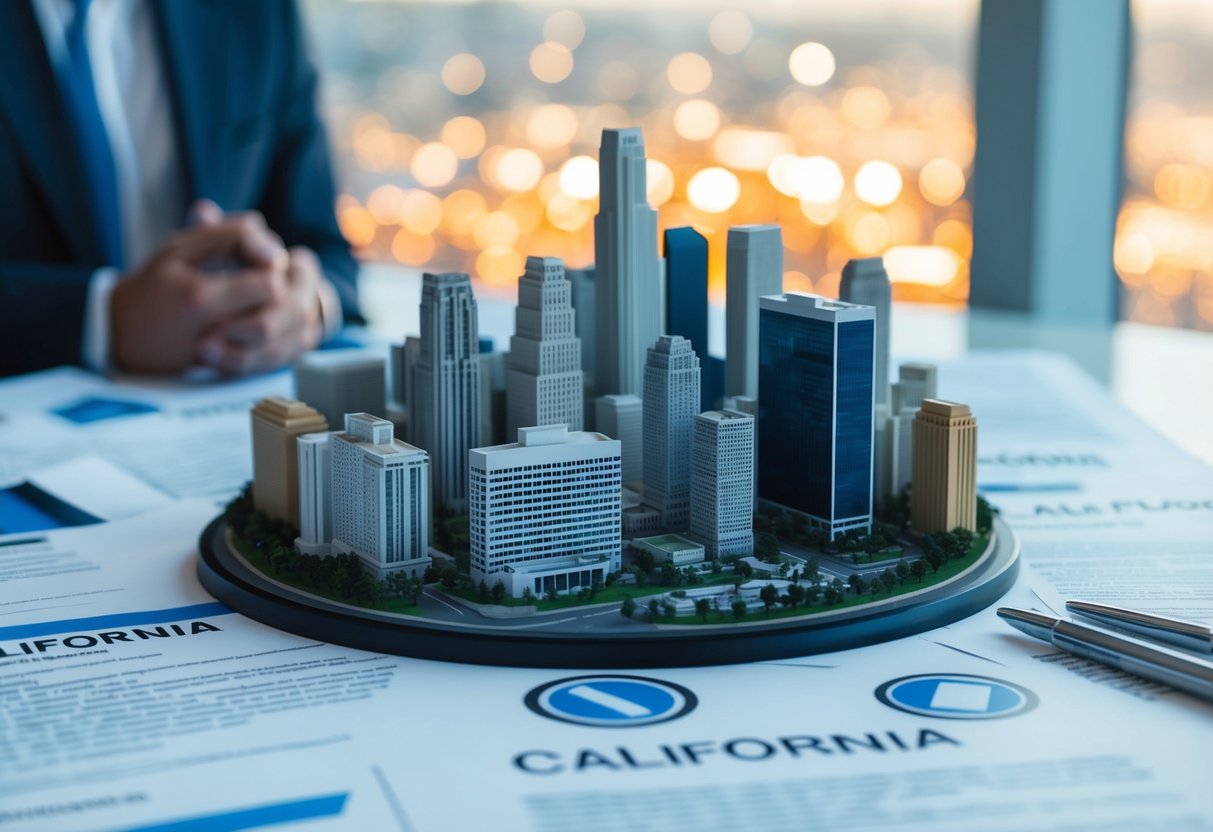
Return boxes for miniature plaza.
[229,126,989,633]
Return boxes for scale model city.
[220,127,999,639]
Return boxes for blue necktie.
[60,0,123,267]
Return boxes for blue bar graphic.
[0,602,232,642]
[122,793,349,832]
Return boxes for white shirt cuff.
[82,267,120,373]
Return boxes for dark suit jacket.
[0,0,359,377]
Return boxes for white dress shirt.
[33,0,185,371]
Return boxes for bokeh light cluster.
[1118,0,1213,331]
[305,0,977,306]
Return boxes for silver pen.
[1065,600,1213,655]
[997,607,1213,703]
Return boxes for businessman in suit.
[0,0,359,378]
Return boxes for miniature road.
[416,588,657,631]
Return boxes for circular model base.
[197,517,1019,668]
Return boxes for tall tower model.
[507,256,583,436]
[840,257,892,408]
[330,413,431,579]
[726,225,783,399]
[758,293,875,540]
[911,399,977,535]
[469,425,622,598]
[251,396,328,527]
[413,272,481,510]
[594,128,662,397]
[690,409,755,558]
[642,335,700,530]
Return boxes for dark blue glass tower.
[757,294,874,539]
[664,227,716,410]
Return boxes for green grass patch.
[231,533,421,616]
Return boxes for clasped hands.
[109,200,326,375]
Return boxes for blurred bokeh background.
[301,0,1213,330]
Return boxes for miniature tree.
[491,580,507,605]
[662,600,677,619]
[621,596,637,618]
[731,599,747,619]
[879,570,897,594]
[976,496,993,535]
[478,580,490,603]
[895,560,910,586]
[759,583,779,615]
[695,598,711,621]
[787,583,805,609]
[910,558,928,583]
[848,573,867,596]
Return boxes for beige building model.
[251,396,329,527]
[911,399,977,535]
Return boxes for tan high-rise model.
[911,399,977,535]
[251,396,329,527]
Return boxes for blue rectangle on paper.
[123,793,349,832]
[51,396,159,424]
[0,482,103,534]
[0,602,231,641]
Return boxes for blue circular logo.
[525,675,698,727]
[875,673,1038,720]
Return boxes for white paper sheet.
[2,351,1213,830]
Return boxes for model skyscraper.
[414,272,481,510]
[840,257,892,408]
[330,413,431,579]
[665,227,718,412]
[690,409,755,558]
[296,431,335,556]
[642,335,701,530]
[911,400,977,535]
[887,362,940,500]
[594,128,662,397]
[595,393,643,485]
[726,225,783,399]
[250,396,328,527]
[469,425,621,598]
[506,256,583,436]
[758,293,875,539]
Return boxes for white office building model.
[726,225,783,399]
[413,272,481,510]
[330,413,431,580]
[595,393,643,485]
[469,425,622,599]
[594,128,662,397]
[507,256,584,437]
[642,335,700,530]
[690,409,755,558]
[296,431,336,556]
[887,362,939,499]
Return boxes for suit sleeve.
[0,262,91,375]
[257,0,362,328]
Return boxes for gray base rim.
[196,516,1019,668]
